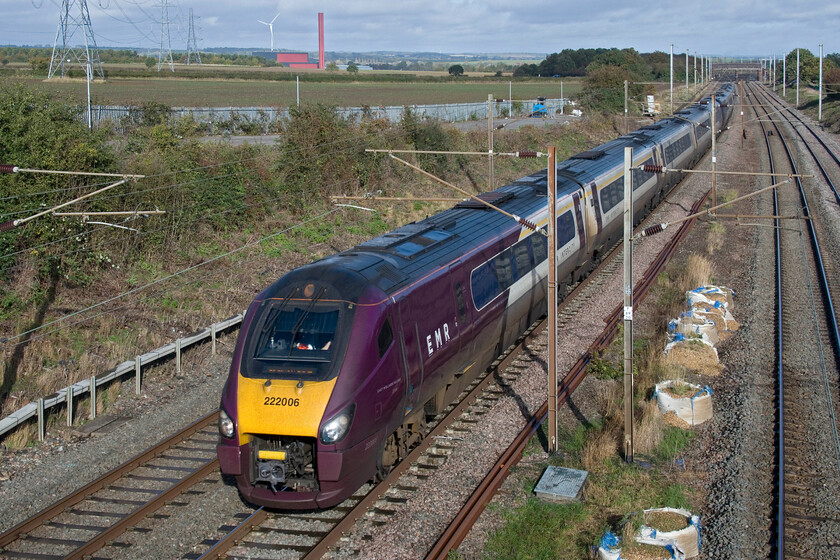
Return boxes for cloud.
[3,0,836,55]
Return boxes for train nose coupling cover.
[255,460,286,492]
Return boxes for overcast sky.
[2,0,836,57]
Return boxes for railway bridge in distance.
[713,62,763,81]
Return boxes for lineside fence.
[89,98,570,134]
[0,313,245,442]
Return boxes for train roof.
[347,180,548,293]
[277,84,731,300]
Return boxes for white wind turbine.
[257,13,281,51]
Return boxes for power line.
[0,207,345,348]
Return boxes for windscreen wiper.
[286,286,327,356]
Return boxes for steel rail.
[768,87,840,170]
[425,189,712,559]
[0,411,219,553]
[758,85,840,205]
[750,80,840,560]
[749,81,786,560]
[752,85,840,381]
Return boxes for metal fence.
[90,98,570,133]
[0,313,245,441]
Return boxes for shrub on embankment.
[0,79,611,435]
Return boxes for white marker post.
[623,146,634,463]
[547,146,558,454]
[670,44,674,114]
[819,44,823,121]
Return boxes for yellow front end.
[236,375,338,443]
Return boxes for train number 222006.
[263,397,301,407]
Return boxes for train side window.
[557,211,575,247]
[471,259,499,309]
[599,178,624,213]
[377,319,394,358]
[494,251,515,290]
[512,241,533,278]
[531,228,547,264]
[632,157,654,190]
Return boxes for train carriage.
[217,84,736,509]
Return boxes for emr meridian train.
[217,83,736,509]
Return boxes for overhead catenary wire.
[0,173,363,267]
[0,128,392,263]
[0,127,391,259]
[385,153,544,235]
[0,105,549,351]
[0,206,345,349]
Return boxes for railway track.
[195,137,726,558]
[0,412,220,559]
[425,183,713,560]
[749,82,840,560]
[758,87,840,203]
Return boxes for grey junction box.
[534,466,588,503]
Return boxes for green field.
[13,74,581,108]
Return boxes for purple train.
[217,84,735,509]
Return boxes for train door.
[572,191,588,264]
[583,182,600,259]
[449,264,467,351]
[396,299,423,417]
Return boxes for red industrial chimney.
[318,12,325,69]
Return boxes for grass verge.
[481,255,715,558]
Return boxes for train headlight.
[219,407,235,439]
[320,404,355,444]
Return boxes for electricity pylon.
[186,8,202,65]
[48,0,105,80]
[158,0,174,72]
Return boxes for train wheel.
[375,434,399,482]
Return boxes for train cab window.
[377,319,394,359]
[242,301,351,381]
[256,308,339,358]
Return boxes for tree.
[785,48,820,84]
[513,63,538,77]
[448,64,464,77]
[586,48,650,82]
[346,62,358,73]
[326,61,338,72]
[579,65,633,113]
[825,67,840,94]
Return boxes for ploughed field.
[16,76,582,108]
